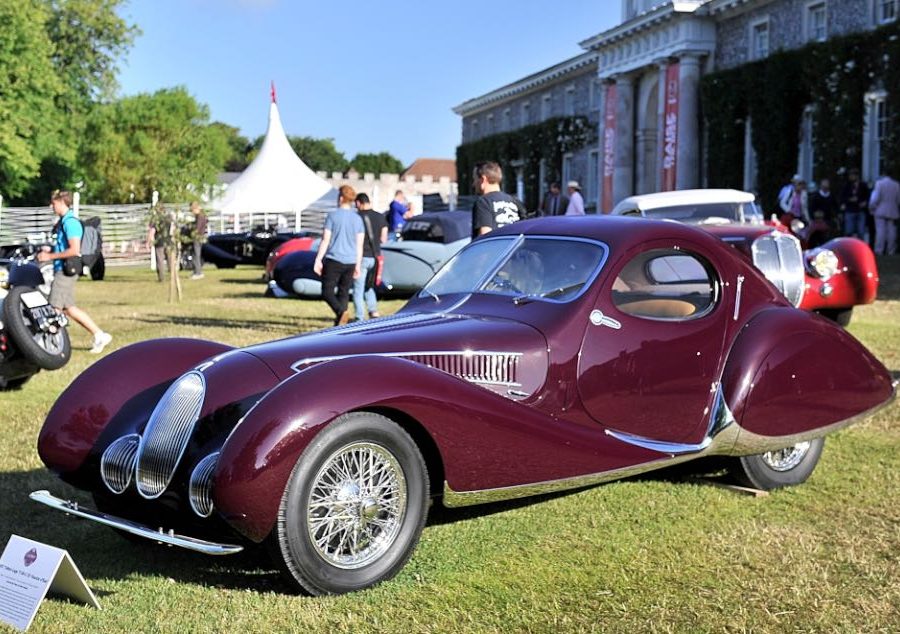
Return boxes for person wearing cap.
[564,180,585,216]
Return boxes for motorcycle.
[0,244,72,389]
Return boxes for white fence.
[0,200,330,267]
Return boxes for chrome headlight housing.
[807,249,839,281]
[189,452,219,517]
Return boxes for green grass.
[1,261,898,633]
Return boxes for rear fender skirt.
[38,338,233,476]
[213,355,662,542]
[720,308,893,438]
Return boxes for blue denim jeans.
[353,256,378,320]
[844,211,867,239]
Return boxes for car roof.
[613,189,756,213]
[402,210,471,243]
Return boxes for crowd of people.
[147,201,208,281]
[777,169,900,255]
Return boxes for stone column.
[676,53,702,190]
[613,74,635,204]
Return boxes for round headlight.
[809,249,839,280]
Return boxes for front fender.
[37,338,233,477]
[800,237,878,310]
[214,355,658,542]
[720,308,892,440]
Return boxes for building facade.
[455,0,897,211]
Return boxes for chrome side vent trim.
[751,232,805,307]
[135,371,206,499]
[189,452,219,518]
[401,352,521,387]
[292,351,522,387]
[100,434,140,494]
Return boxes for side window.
[611,249,717,320]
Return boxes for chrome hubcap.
[761,442,811,471]
[306,442,406,569]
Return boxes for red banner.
[661,62,679,191]
[601,83,617,213]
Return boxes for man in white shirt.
[869,174,900,255]
[565,181,585,216]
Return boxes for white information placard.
[0,535,100,632]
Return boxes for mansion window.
[521,101,531,126]
[806,2,827,42]
[877,0,897,24]
[542,93,552,120]
[863,91,890,181]
[503,108,511,132]
[751,19,769,60]
[487,114,495,135]
[470,119,479,140]
[565,86,576,116]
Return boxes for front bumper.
[29,490,243,555]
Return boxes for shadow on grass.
[134,314,332,333]
[875,255,900,301]
[220,277,266,285]
[3,469,291,595]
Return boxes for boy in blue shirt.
[37,190,112,353]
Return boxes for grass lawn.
[1,261,898,633]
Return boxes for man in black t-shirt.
[353,193,388,320]
[471,161,526,239]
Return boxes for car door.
[577,240,729,445]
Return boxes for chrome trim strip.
[443,384,895,508]
[290,350,524,388]
[733,275,744,321]
[29,491,243,555]
[604,429,712,455]
[188,452,219,518]
[100,434,140,494]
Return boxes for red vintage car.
[612,189,878,325]
[32,216,895,595]
[263,235,318,281]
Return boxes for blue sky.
[116,1,619,167]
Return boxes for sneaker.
[191,273,204,280]
[90,332,113,354]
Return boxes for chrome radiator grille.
[751,232,805,307]
[100,434,139,494]
[135,371,206,499]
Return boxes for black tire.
[2,286,71,370]
[818,308,853,328]
[271,412,429,595]
[730,437,825,490]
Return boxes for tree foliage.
[0,1,63,199]
[80,87,230,203]
[349,152,404,176]
[210,122,251,172]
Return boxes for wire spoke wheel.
[307,442,407,569]
[761,442,811,472]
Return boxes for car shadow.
[875,255,900,301]
[2,469,291,595]
[220,277,266,285]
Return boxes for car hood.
[242,311,549,398]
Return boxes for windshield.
[643,202,763,224]
[421,236,607,302]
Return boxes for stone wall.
[715,0,874,70]
[317,171,458,214]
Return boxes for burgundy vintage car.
[612,189,879,325]
[32,216,895,595]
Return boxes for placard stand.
[0,535,100,632]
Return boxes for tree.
[210,122,251,172]
[349,152,405,176]
[79,87,230,203]
[0,2,63,199]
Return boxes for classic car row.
[611,189,879,326]
[32,215,895,596]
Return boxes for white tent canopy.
[211,97,334,230]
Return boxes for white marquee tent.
[211,92,335,231]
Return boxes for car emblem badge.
[24,547,37,567]
[590,310,621,330]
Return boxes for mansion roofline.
[452,51,598,117]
